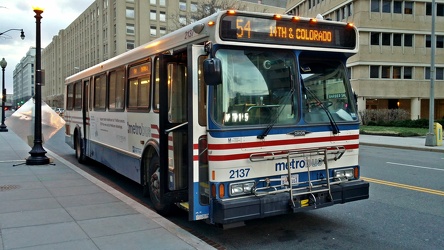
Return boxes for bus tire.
[75,132,87,163]
[142,153,150,197]
[148,155,171,215]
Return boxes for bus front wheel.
[148,155,171,215]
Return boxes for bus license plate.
[281,174,298,185]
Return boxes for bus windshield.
[213,49,297,126]
[299,55,358,123]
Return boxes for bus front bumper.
[211,180,369,225]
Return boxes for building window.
[160,11,166,22]
[371,66,413,79]
[404,34,413,46]
[393,33,402,46]
[150,26,157,36]
[335,9,340,21]
[438,36,444,48]
[382,66,391,78]
[426,3,444,16]
[127,40,135,50]
[426,35,444,48]
[382,33,391,45]
[159,0,166,6]
[179,15,187,25]
[371,0,380,12]
[160,27,166,36]
[393,66,401,79]
[179,0,187,11]
[150,0,156,4]
[370,66,379,78]
[191,2,198,12]
[371,32,380,45]
[404,1,413,14]
[382,0,391,13]
[426,35,432,47]
[439,68,444,80]
[150,10,156,20]
[404,67,412,79]
[126,8,134,18]
[126,24,134,34]
[425,67,444,80]
[394,0,402,13]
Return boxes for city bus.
[64,10,369,226]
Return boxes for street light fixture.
[0,29,25,40]
[0,58,8,132]
[26,6,50,165]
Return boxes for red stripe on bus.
[208,143,359,161]
[208,135,359,150]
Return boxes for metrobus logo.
[275,157,324,172]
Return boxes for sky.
[0,0,94,94]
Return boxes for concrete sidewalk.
[0,130,214,250]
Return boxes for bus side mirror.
[203,58,222,86]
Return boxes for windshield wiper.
[303,84,340,135]
[257,70,295,139]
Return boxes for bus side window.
[66,83,74,110]
[109,68,125,110]
[94,74,107,110]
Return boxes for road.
[43,128,444,249]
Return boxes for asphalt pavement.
[0,128,442,250]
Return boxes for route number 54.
[236,19,251,38]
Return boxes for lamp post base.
[0,124,7,132]
[425,133,437,147]
[26,144,50,165]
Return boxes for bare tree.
[169,0,248,31]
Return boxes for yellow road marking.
[362,177,444,197]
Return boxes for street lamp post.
[0,29,25,40]
[26,6,50,165]
[425,0,437,147]
[0,58,8,132]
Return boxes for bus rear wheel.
[148,155,171,215]
[75,132,86,163]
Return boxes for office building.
[286,0,444,119]
[12,47,35,108]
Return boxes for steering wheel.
[309,100,333,109]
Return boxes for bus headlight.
[229,181,255,196]
[333,168,355,180]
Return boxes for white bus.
[65,10,369,225]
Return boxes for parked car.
[55,108,64,117]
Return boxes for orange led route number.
[221,14,356,49]
[235,18,332,42]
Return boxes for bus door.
[158,53,189,207]
[82,79,90,155]
[188,45,210,221]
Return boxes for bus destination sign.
[220,14,356,50]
